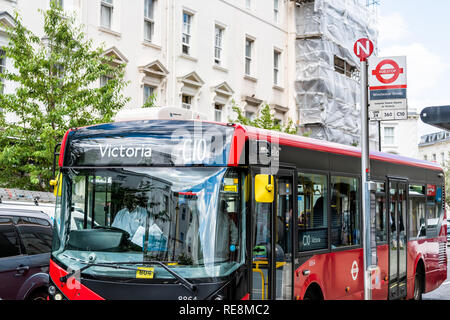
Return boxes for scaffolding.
[294,0,379,147]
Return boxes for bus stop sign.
[354,38,374,61]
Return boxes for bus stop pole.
[360,59,372,300]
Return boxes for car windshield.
[52,167,246,280]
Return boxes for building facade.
[419,131,450,167]
[0,0,297,125]
[379,109,420,159]
[1,0,382,146]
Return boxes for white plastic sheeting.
[295,0,378,146]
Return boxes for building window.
[143,85,155,104]
[273,0,279,23]
[424,155,427,161]
[441,152,445,166]
[100,75,112,87]
[214,104,223,122]
[50,0,64,8]
[101,0,113,29]
[214,25,224,65]
[246,0,251,9]
[182,94,192,109]
[334,55,357,79]
[0,49,5,94]
[245,111,255,121]
[274,50,281,85]
[432,154,436,162]
[144,0,155,42]
[245,38,253,76]
[182,12,192,55]
[384,127,395,145]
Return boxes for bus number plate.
[136,267,154,279]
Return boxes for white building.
[0,0,297,125]
[419,131,450,167]
[379,109,420,159]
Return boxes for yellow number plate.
[224,185,237,192]
[136,267,154,279]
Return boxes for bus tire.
[413,262,424,300]
[27,288,48,301]
[303,284,323,301]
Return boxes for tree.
[444,161,450,206]
[0,1,130,191]
[230,100,297,135]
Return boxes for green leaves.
[230,101,298,135]
[0,2,129,191]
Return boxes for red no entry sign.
[354,38,374,61]
[371,59,404,84]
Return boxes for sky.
[377,0,450,136]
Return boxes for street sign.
[368,56,407,121]
[354,38,374,61]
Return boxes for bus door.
[387,178,408,300]
[251,168,296,300]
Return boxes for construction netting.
[295,0,379,146]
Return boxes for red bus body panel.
[49,259,104,300]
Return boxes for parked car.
[0,205,53,300]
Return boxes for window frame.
[273,0,279,23]
[143,84,156,105]
[273,50,281,86]
[297,169,330,254]
[373,180,388,245]
[0,217,23,259]
[100,0,114,30]
[384,126,395,146]
[0,49,5,94]
[245,38,254,76]
[182,11,193,56]
[408,183,427,241]
[144,0,155,42]
[182,94,192,110]
[214,25,224,66]
[329,172,362,252]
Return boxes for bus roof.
[60,119,442,172]
[237,124,443,172]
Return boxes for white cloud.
[379,42,450,98]
[378,13,410,44]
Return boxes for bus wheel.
[413,267,424,300]
[28,288,48,301]
[303,284,323,301]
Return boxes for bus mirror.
[51,173,62,197]
[255,175,274,203]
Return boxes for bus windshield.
[52,167,245,281]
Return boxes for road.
[423,245,450,300]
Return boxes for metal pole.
[378,121,382,152]
[360,60,372,300]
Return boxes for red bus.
[48,118,447,300]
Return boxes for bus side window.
[375,182,387,243]
[297,173,328,252]
[426,184,440,238]
[330,176,360,249]
[409,185,426,239]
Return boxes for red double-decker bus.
[48,117,446,300]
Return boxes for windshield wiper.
[60,261,197,294]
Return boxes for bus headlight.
[54,293,63,301]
